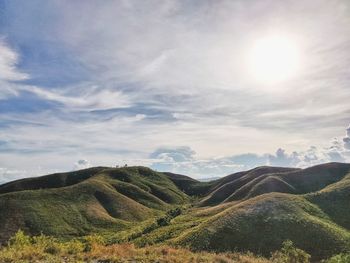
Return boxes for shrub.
[325,253,350,263]
[32,234,62,255]
[156,207,183,227]
[157,216,170,226]
[83,234,105,252]
[64,239,85,255]
[8,230,31,248]
[167,207,182,218]
[271,240,310,263]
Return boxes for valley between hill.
[0,163,350,262]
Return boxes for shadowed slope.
[0,167,107,194]
[244,176,296,198]
[0,166,188,242]
[278,162,350,194]
[211,166,298,192]
[199,166,297,206]
[218,162,350,204]
[307,172,350,230]
[1,163,350,261]
[176,193,350,260]
[164,172,214,196]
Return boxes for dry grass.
[87,243,270,263]
[0,231,270,263]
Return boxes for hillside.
[0,166,188,242]
[176,193,350,260]
[0,162,350,261]
[199,166,298,206]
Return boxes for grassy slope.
[0,167,107,194]
[175,193,350,260]
[306,172,350,230]
[164,172,214,196]
[199,167,298,206]
[222,162,350,203]
[277,163,350,194]
[1,163,350,261]
[0,167,188,242]
[120,164,350,260]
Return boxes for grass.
[1,163,350,261]
[0,167,107,194]
[175,193,350,260]
[1,230,315,263]
[0,166,188,242]
[306,173,350,230]
[200,163,350,206]
[199,166,300,206]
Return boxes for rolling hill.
[1,162,350,260]
[0,166,188,242]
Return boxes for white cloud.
[150,125,350,177]
[268,148,300,167]
[0,38,29,100]
[0,124,349,183]
[150,146,195,162]
[1,1,350,182]
[343,125,350,150]
[20,85,131,111]
[73,159,91,170]
[0,39,28,82]
[0,166,57,185]
[38,0,350,147]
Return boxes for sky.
[1,0,350,182]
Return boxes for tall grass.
[0,231,319,263]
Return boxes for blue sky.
[0,0,350,182]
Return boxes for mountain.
[0,162,350,260]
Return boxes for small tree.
[271,240,310,263]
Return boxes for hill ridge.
[0,162,350,260]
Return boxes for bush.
[325,253,350,263]
[83,234,105,252]
[271,240,310,263]
[157,216,170,226]
[33,234,61,255]
[156,207,183,227]
[64,239,85,255]
[167,207,182,218]
[142,223,158,235]
[8,230,31,248]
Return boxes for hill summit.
[0,162,350,260]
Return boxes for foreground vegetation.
[2,231,349,262]
[0,231,316,263]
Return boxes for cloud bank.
[0,0,350,182]
[151,126,350,177]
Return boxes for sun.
[246,35,300,84]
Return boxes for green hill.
[199,167,298,206]
[164,172,214,196]
[0,167,107,194]
[176,193,350,260]
[1,162,350,261]
[211,162,350,204]
[306,172,350,230]
[0,166,188,242]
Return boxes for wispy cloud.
[0,0,350,182]
[0,39,28,81]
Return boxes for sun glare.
[247,35,300,85]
